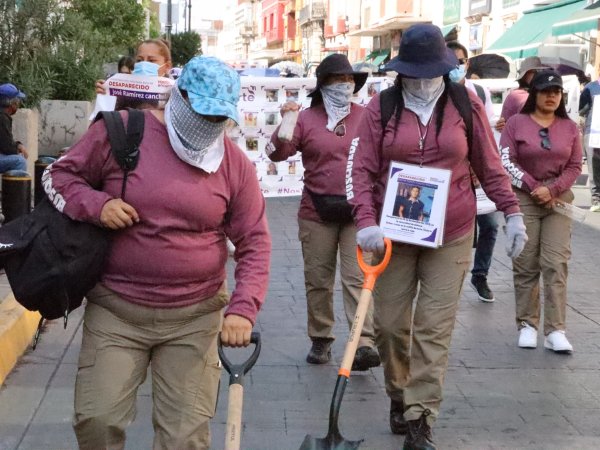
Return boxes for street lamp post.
[188,0,192,32]
[166,0,173,42]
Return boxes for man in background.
[0,83,28,173]
[579,71,600,212]
[447,41,499,303]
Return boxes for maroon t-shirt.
[501,89,530,122]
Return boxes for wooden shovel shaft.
[339,287,373,378]
[224,383,244,450]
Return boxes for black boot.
[390,399,407,435]
[306,338,333,364]
[352,346,381,371]
[403,410,436,450]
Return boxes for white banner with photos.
[231,76,394,197]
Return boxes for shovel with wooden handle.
[299,238,392,450]
[218,331,261,450]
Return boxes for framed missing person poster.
[380,162,451,248]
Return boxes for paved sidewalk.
[1,188,599,450]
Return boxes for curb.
[0,294,40,386]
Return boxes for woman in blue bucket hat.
[347,24,527,449]
[46,56,271,449]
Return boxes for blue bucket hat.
[0,83,26,100]
[385,24,458,79]
[177,56,240,124]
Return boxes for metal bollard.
[34,156,57,205]
[2,170,32,223]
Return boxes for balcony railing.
[298,1,326,26]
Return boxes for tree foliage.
[170,31,203,67]
[0,0,146,105]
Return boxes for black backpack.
[379,81,474,155]
[0,109,144,347]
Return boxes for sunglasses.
[539,127,551,150]
[334,120,346,137]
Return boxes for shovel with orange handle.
[299,238,393,450]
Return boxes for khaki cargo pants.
[373,232,473,424]
[73,283,228,450]
[298,218,375,347]
[513,189,573,335]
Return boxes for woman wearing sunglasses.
[499,69,582,354]
[267,54,382,372]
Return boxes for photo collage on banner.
[228,76,394,197]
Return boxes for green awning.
[552,1,600,36]
[372,50,390,66]
[441,24,457,37]
[487,0,586,59]
[365,48,390,65]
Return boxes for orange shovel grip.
[357,238,392,291]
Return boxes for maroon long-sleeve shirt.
[268,103,365,222]
[348,88,520,244]
[499,113,582,197]
[45,110,271,324]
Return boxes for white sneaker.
[518,322,538,348]
[544,330,573,354]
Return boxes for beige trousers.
[73,283,229,450]
[513,189,573,335]
[373,232,473,424]
[298,218,375,347]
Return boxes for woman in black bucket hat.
[267,53,380,372]
[347,24,528,450]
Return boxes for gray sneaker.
[470,275,495,302]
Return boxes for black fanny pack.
[307,188,353,223]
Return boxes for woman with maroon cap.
[268,54,381,372]
[499,69,582,355]
[348,24,527,449]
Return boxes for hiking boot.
[403,410,436,450]
[306,338,333,364]
[470,274,495,303]
[352,346,381,371]
[390,399,407,435]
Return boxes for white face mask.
[320,81,355,131]
[401,76,445,125]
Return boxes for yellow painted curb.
[0,295,41,386]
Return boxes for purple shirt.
[501,89,529,122]
[269,103,365,222]
[348,88,520,244]
[499,113,582,197]
[46,110,271,324]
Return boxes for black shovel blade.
[298,433,363,450]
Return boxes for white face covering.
[320,81,355,131]
[164,89,226,172]
[401,77,445,125]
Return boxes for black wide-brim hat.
[384,24,458,79]
[308,53,368,97]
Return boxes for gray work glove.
[504,213,528,259]
[356,225,385,254]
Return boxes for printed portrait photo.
[244,112,258,127]
[265,112,278,126]
[246,137,259,152]
[367,83,380,97]
[288,160,296,175]
[393,183,435,224]
[267,162,278,176]
[285,89,299,103]
[265,89,279,102]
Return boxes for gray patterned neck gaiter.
[169,86,227,152]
